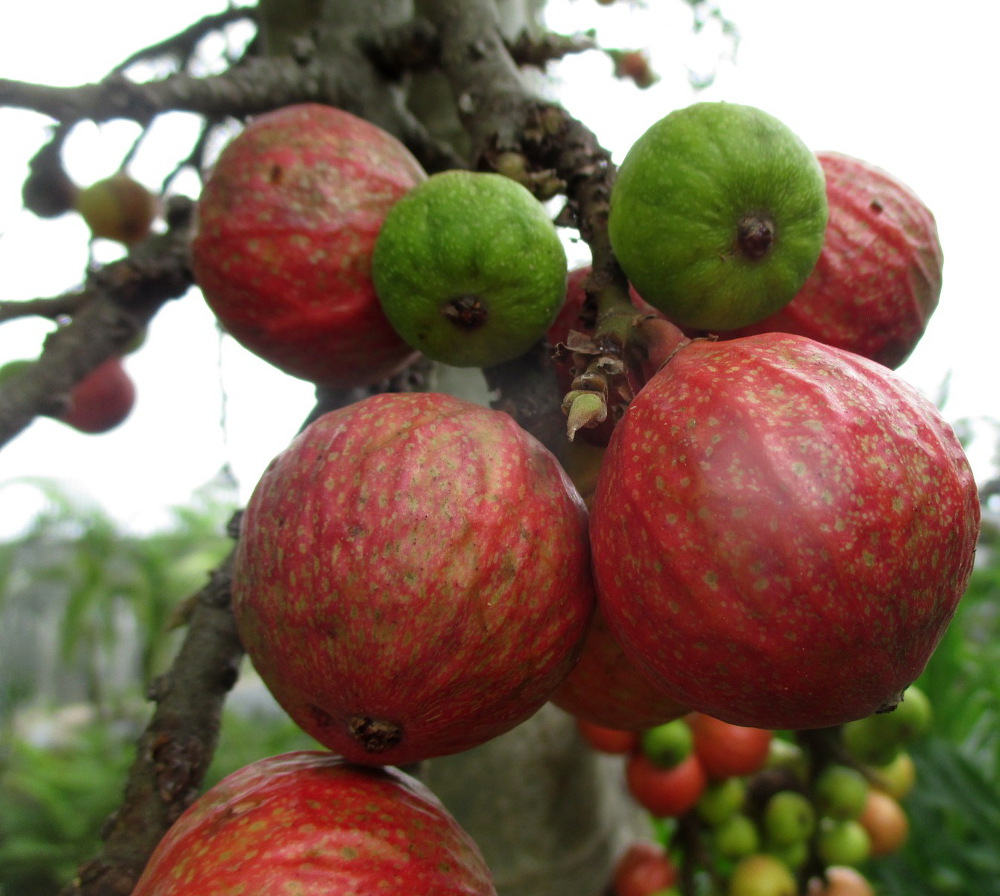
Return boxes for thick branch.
[0,198,195,449]
[368,15,598,77]
[0,55,352,126]
[0,289,91,324]
[60,544,244,896]
[418,0,538,159]
[112,8,256,74]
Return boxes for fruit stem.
[558,269,637,440]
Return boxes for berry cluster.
[582,687,930,896]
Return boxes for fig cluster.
[173,99,975,895]
[584,687,929,896]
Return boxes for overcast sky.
[1,0,998,536]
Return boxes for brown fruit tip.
[736,212,775,261]
[348,715,404,753]
[875,690,905,714]
[441,294,489,330]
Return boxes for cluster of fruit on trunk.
[146,100,980,894]
[582,686,928,896]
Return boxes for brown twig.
[111,7,256,74]
[59,540,244,896]
[0,289,92,325]
[0,54,351,127]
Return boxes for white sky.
[1,0,998,537]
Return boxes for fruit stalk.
[62,544,244,896]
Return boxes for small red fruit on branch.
[625,750,707,818]
[591,333,979,730]
[233,392,596,766]
[57,356,136,434]
[687,713,773,781]
[192,103,425,388]
[131,752,497,895]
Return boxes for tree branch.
[111,7,256,75]
[60,539,244,896]
[0,197,195,450]
[0,55,350,127]
[0,289,91,324]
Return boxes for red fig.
[233,391,596,765]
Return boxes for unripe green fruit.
[75,172,157,244]
[870,751,917,800]
[373,170,567,368]
[609,101,827,330]
[714,813,760,860]
[842,686,931,765]
[814,764,870,820]
[696,775,747,826]
[816,818,872,867]
[762,790,815,847]
[766,838,809,872]
[641,718,694,768]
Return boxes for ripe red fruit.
[612,840,679,896]
[720,152,943,368]
[192,103,424,388]
[57,356,136,434]
[131,751,496,895]
[687,713,772,780]
[550,607,689,731]
[591,333,979,730]
[233,391,596,766]
[575,718,640,755]
[625,750,707,818]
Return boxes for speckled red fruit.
[192,103,424,387]
[131,751,496,896]
[720,152,943,368]
[57,357,136,434]
[550,607,688,730]
[591,333,979,730]
[233,391,596,766]
[612,840,679,896]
